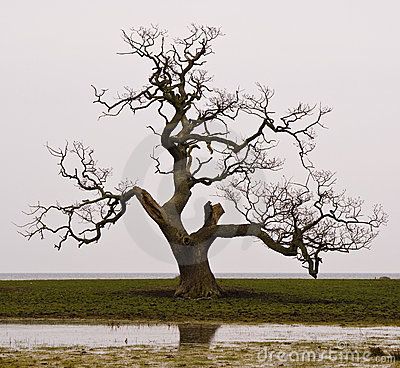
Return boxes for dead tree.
[19,25,387,298]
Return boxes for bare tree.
[19,25,387,298]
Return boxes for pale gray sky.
[1,1,399,274]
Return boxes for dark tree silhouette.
[178,324,220,346]
[19,25,387,298]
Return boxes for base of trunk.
[174,260,222,299]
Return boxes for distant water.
[0,273,398,280]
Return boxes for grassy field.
[0,278,399,325]
[1,343,399,368]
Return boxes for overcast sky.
[1,1,399,274]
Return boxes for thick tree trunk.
[171,242,222,299]
[175,260,222,298]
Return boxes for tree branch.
[18,142,164,249]
[217,170,387,277]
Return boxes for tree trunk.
[175,260,222,298]
[171,243,222,299]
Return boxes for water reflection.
[178,324,220,346]
[0,323,399,349]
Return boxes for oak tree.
[20,25,387,298]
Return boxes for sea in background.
[0,273,398,280]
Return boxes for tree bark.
[175,260,222,299]
[171,242,222,299]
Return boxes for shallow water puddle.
[0,323,399,349]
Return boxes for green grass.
[0,279,398,325]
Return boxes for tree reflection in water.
[178,324,220,347]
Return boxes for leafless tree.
[19,25,387,298]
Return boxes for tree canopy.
[20,25,387,297]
